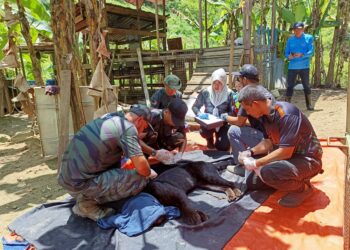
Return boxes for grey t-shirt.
[58,114,143,192]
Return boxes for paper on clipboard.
[195,114,225,130]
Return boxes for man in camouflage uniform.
[237,85,323,207]
[141,99,188,156]
[58,105,155,221]
[151,74,182,109]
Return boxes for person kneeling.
[237,85,323,207]
[58,105,157,221]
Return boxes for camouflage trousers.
[69,168,149,204]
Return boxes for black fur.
[145,161,242,225]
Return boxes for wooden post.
[243,0,252,64]
[199,0,203,50]
[154,0,160,53]
[136,48,150,107]
[189,60,193,79]
[347,38,350,134]
[204,0,209,48]
[228,31,235,89]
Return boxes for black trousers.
[200,124,230,151]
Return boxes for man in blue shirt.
[284,22,314,110]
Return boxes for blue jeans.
[286,68,311,97]
[228,125,264,163]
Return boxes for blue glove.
[197,113,209,120]
[220,113,228,121]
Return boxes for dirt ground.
[0,89,347,243]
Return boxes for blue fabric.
[197,113,209,120]
[284,33,314,69]
[97,192,180,237]
[2,236,29,250]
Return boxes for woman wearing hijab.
[192,68,235,150]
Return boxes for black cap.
[232,64,259,80]
[167,98,188,127]
[129,104,151,122]
[293,22,304,29]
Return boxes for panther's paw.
[226,187,243,202]
[183,210,208,225]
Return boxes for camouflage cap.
[164,74,182,90]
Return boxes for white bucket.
[34,87,74,157]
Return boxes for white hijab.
[207,68,229,117]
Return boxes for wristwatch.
[151,149,157,156]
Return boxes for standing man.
[237,85,323,207]
[58,105,157,221]
[284,22,314,110]
[151,74,182,109]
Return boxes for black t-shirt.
[261,102,323,160]
[144,109,185,146]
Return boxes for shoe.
[226,165,245,177]
[278,183,314,208]
[72,196,115,221]
[304,93,314,111]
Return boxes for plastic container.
[45,79,56,86]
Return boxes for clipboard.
[195,114,225,130]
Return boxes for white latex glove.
[238,150,251,164]
[147,169,158,180]
[155,149,175,165]
[173,152,183,163]
[242,157,257,171]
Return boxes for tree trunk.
[51,0,86,168]
[311,0,322,87]
[325,0,342,86]
[334,0,349,87]
[16,0,44,86]
[84,0,100,71]
[242,0,252,64]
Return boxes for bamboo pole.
[228,31,235,89]
[199,0,203,50]
[269,0,276,90]
[162,0,167,50]
[136,48,150,107]
[136,0,142,49]
[154,0,160,53]
[19,48,27,79]
[204,0,209,48]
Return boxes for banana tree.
[2,0,51,84]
